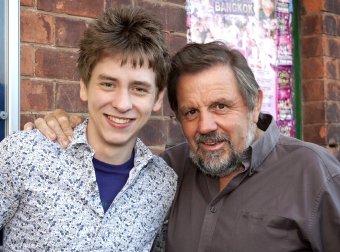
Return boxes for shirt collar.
[243,113,280,175]
[134,138,154,167]
[68,119,89,147]
[67,118,155,167]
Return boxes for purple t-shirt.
[93,152,134,212]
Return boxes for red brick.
[166,118,185,147]
[166,5,187,33]
[325,57,339,79]
[303,102,325,124]
[302,57,325,79]
[327,124,340,144]
[163,90,176,117]
[38,0,104,18]
[302,0,324,14]
[35,47,79,80]
[327,37,340,58]
[20,79,55,111]
[327,81,340,101]
[55,82,87,113]
[55,17,87,48]
[105,0,133,8]
[21,44,35,76]
[303,124,327,145]
[301,14,323,35]
[136,1,186,33]
[138,119,167,146]
[323,13,337,35]
[326,102,340,123]
[301,36,323,58]
[136,1,167,29]
[324,0,340,14]
[168,34,187,56]
[20,113,46,130]
[20,11,53,44]
[302,79,325,102]
[20,0,34,6]
[167,0,185,5]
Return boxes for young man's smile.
[106,114,135,127]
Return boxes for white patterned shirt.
[0,120,177,251]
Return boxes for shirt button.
[210,206,216,213]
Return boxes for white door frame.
[4,0,20,135]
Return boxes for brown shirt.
[161,114,340,252]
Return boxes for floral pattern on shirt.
[0,120,177,251]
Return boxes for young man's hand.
[23,109,83,148]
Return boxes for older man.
[26,42,340,252]
[162,41,340,252]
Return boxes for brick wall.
[20,0,340,152]
[20,0,187,153]
[300,0,340,147]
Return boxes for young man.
[26,42,340,251]
[0,7,177,251]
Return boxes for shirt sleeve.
[151,220,167,252]
[308,150,340,252]
[0,135,23,228]
[314,173,340,252]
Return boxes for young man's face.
[80,56,163,161]
[176,64,262,177]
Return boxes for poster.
[186,0,294,136]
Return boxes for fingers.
[23,122,35,130]
[35,117,57,141]
[44,112,71,148]
[70,115,84,129]
[55,113,74,142]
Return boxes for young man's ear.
[152,89,165,112]
[252,89,263,123]
[79,79,88,102]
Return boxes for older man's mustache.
[195,132,231,147]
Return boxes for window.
[0,1,20,248]
[0,0,20,140]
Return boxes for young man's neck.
[93,147,134,165]
[85,119,137,165]
[87,135,136,165]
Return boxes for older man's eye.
[212,103,230,114]
[184,109,198,120]
[217,104,225,109]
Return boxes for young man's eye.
[101,82,113,88]
[135,87,147,93]
[132,86,149,95]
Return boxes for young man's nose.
[112,89,133,112]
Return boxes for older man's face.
[176,64,262,177]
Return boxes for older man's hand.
[23,109,83,148]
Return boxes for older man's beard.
[189,117,257,178]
